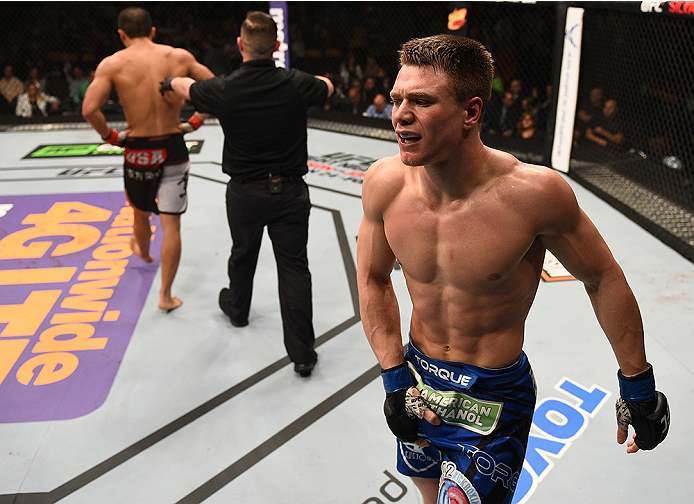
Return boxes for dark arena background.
[0,1,692,260]
[0,3,693,504]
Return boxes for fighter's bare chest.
[383,196,537,286]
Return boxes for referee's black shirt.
[189,60,328,182]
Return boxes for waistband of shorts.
[123,133,189,166]
[125,133,184,142]
[231,174,304,184]
[406,338,530,389]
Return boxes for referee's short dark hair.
[241,11,277,56]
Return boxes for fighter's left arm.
[537,168,669,452]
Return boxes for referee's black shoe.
[294,354,318,377]
[219,288,248,327]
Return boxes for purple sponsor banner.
[0,192,161,423]
[270,1,290,69]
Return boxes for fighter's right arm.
[358,160,440,444]
[357,158,404,370]
[82,58,116,140]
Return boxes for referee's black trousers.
[224,178,316,365]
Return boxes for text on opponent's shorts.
[123,134,189,214]
[397,341,537,504]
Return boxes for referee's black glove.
[160,77,174,96]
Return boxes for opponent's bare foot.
[159,296,182,312]
[130,237,154,263]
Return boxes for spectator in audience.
[516,111,539,140]
[509,78,524,102]
[364,56,381,80]
[495,91,521,137]
[536,83,552,130]
[527,85,542,111]
[67,66,90,104]
[574,85,604,145]
[585,97,623,150]
[348,85,368,116]
[520,95,536,116]
[362,75,378,106]
[25,67,46,93]
[375,67,392,95]
[364,93,392,119]
[60,53,75,83]
[44,64,71,110]
[72,68,94,109]
[348,76,363,95]
[1,65,25,113]
[15,82,60,118]
[339,52,363,87]
[483,73,504,134]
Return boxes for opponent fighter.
[357,34,669,504]
[82,7,214,311]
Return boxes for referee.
[161,11,334,377]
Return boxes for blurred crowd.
[0,1,555,130]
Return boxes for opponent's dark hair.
[399,34,493,112]
[240,11,277,57]
[117,7,153,38]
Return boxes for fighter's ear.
[463,96,483,130]
[150,26,156,40]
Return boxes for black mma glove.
[382,362,419,443]
[616,363,670,450]
[160,77,174,95]
[102,129,126,147]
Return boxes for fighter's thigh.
[157,162,189,214]
[411,476,440,504]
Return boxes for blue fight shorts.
[396,341,536,504]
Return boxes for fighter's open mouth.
[399,133,422,143]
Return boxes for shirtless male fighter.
[357,34,669,504]
[82,7,214,311]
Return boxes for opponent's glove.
[616,363,670,450]
[181,114,203,134]
[382,362,419,443]
[102,129,126,147]
[160,77,174,95]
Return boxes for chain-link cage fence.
[569,3,694,259]
[0,1,556,159]
[0,1,266,123]
[572,5,694,210]
[287,1,557,165]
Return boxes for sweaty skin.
[359,65,646,372]
[82,33,212,138]
[82,27,214,311]
[358,68,648,480]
